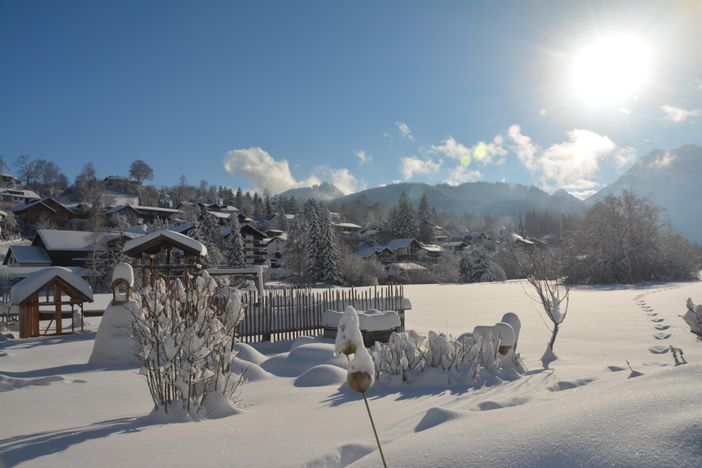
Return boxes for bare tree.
[15,154,40,186]
[129,160,154,186]
[509,234,570,363]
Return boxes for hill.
[278,182,345,202]
[589,144,702,244]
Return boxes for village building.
[0,188,40,204]
[12,197,83,233]
[105,204,182,225]
[240,224,269,265]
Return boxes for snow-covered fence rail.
[238,285,408,343]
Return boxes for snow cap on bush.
[335,306,364,356]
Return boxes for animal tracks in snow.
[648,345,669,354]
[653,332,671,340]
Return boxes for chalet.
[417,243,444,262]
[12,197,82,233]
[31,229,98,267]
[333,222,363,243]
[263,236,286,268]
[106,204,182,225]
[357,246,395,263]
[386,238,423,261]
[1,188,40,204]
[439,241,469,253]
[0,173,21,188]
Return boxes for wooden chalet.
[11,267,93,338]
[105,204,182,225]
[240,224,268,265]
[12,197,83,233]
[122,229,208,284]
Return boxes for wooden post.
[54,282,62,335]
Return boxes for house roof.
[1,188,40,200]
[0,265,90,279]
[387,262,427,272]
[11,266,94,304]
[3,245,52,265]
[240,224,267,239]
[107,204,181,215]
[122,229,207,257]
[419,243,443,253]
[333,222,362,230]
[357,246,393,258]
[34,229,97,251]
[12,197,72,214]
[386,238,419,250]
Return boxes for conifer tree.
[226,214,246,267]
[417,193,434,243]
[317,206,342,285]
[303,200,321,282]
[391,191,418,238]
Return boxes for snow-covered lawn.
[1,280,701,467]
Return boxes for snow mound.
[88,300,141,367]
[111,263,134,287]
[324,307,400,332]
[415,407,467,432]
[303,443,376,468]
[0,374,65,392]
[230,358,272,382]
[294,364,347,387]
[261,342,346,377]
[234,343,268,365]
[290,335,317,351]
[350,365,702,468]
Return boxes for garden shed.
[122,229,207,285]
[11,267,93,338]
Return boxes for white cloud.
[661,104,702,122]
[223,147,318,194]
[354,150,372,165]
[446,165,482,186]
[650,151,677,168]
[223,147,364,195]
[430,136,507,166]
[395,121,415,141]
[399,156,443,180]
[312,166,366,195]
[506,126,634,196]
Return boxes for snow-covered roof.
[419,243,443,253]
[1,188,40,200]
[12,197,70,213]
[107,204,181,215]
[386,238,419,250]
[11,267,94,304]
[0,266,90,279]
[122,229,207,257]
[5,245,51,265]
[208,211,232,219]
[387,262,427,272]
[357,246,393,258]
[34,229,98,251]
[333,222,362,230]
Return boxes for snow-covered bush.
[684,298,702,336]
[371,328,524,386]
[131,271,245,420]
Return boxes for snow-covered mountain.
[337,182,585,220]
[589,144,702,244]
[278,182,345,202]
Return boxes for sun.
[570,34,651,106]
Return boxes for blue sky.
[1,0,700,197]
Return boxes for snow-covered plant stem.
[336,306,386,468]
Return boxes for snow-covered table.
[322,308,401,346]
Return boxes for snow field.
[0,280,701,467]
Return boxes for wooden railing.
[238,285,407,343]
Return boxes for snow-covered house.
[30,229,98,267]
[0,172,21,188]
[240,224,268,265]
[106,204,182,225]
[0,188,40,204]
[263,236,286,268]
[357,246,396,263]
[386,238,423,261]
[417,243,444,262]
[333,222,363,240]
[12,197,80,232]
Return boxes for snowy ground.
[1,280,702,467]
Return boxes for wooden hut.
[11,267,94,338]
[122,229,207,285]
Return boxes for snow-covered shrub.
[684,298,702,336]
[371,328,524,386]
[131,271,245,419]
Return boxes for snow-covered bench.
[323,308,401,347]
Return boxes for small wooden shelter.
[11,267,93,338]
[122,229,208,285]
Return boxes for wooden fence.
[238,285,407,343]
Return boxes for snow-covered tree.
[303,200,322,282]
[390,191,417,238]
[226,215,246,267]
[416,194,434,243]
[317,206,342,285]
